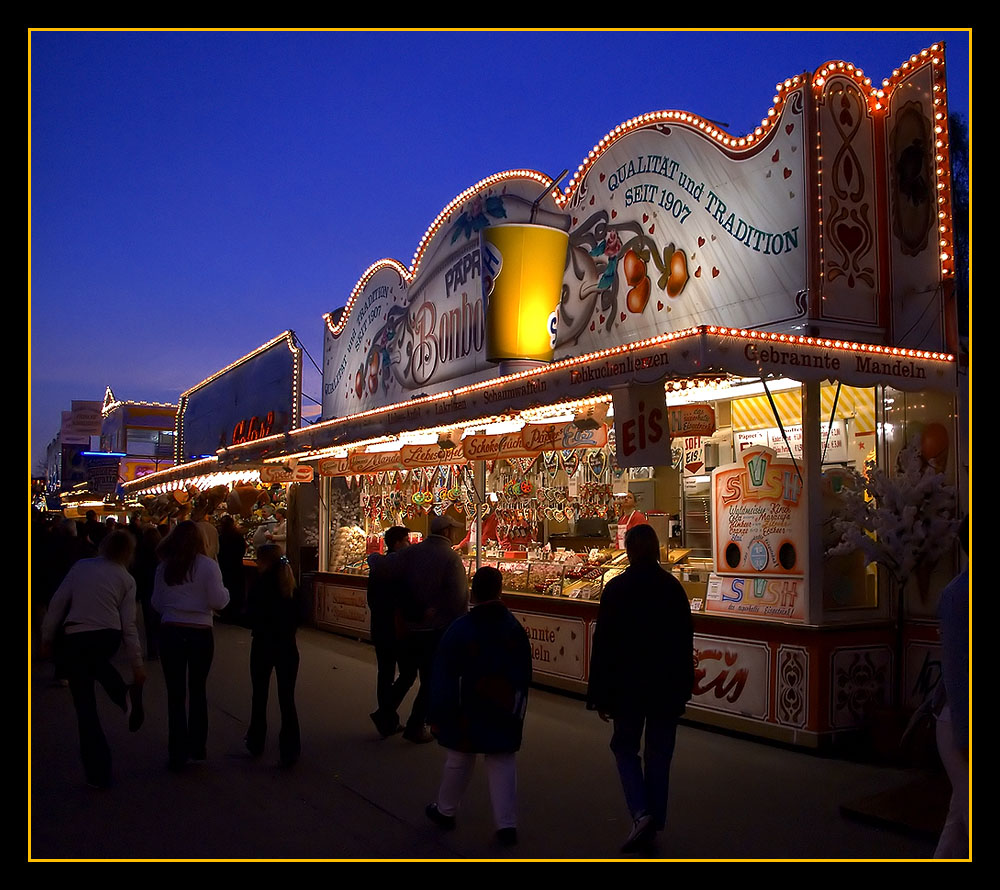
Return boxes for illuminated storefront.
[126,44,965,745]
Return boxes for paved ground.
[29,622,946,861]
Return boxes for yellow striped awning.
[731,385,876,433]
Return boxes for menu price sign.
[712,446,806,579]
[735,420,846,463]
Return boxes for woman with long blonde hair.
[152,520,229,770]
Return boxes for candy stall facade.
[225,45,962,746]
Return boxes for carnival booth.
[149,44,964,747]
[121,331,316,618]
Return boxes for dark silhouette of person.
[81,510,107,555]
[382,514,469,743]
[366,526,417,737]
[244,544,301,766]
[587,523,694,854]
[132,524,163,659]
[217,514,249,624]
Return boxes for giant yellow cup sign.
[481,223,569,363]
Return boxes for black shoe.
[403,726,434,744]
[127,683,144,732]
[496,827,518,846]
[370,711,402,738]
[425,803,456,830]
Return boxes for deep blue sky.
[29,29,971,468]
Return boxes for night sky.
[29,29,971,469]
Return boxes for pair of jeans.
[159,624,214,767]
[372,635,417,729]
[246,631,300,763]
[610,711,679,830]
[63,628,127,785]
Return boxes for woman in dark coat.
[425,566,531,846]
[244,544,300,766]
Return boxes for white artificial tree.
[827,439,960,707]
[827,440,960,592]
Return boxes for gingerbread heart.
[666,249,689,298]
[627,277,651,313]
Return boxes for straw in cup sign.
[481,224,569,363]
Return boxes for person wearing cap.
[388,513,469,743]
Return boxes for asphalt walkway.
[29,622,944,861]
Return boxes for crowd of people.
[34,505,764,855]
[32,497,970,857]
[34,508,300,786]
[364,515,694,853]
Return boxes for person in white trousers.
[424,566,531,846]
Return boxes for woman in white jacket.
[41,530,145,788]
[152,520,229,770]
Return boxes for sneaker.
[621,813,655,853]
[126,683,144,732]
[402,726,434,744]
[496,827,518,846]
[425,803,456,830]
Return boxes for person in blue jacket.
[424,566,531,847]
